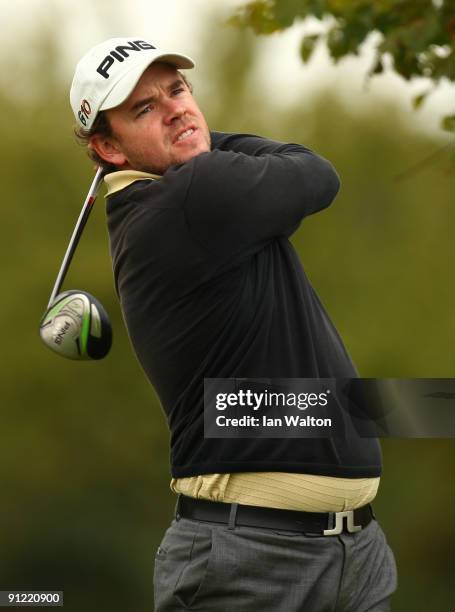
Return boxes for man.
[70,37,397,611]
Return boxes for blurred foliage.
[229,0,455,131]
[0,6,455,612]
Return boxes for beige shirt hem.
[171,472,380,512]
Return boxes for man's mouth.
[174,127,197,143]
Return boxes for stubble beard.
[124,129,211,175]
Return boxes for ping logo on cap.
[97,40,156,79]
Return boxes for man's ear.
[89,134,128,167]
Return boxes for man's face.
[98,62,211,174]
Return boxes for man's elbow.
[316,160,341,212]
[326,163,341,204]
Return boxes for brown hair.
[74,69,193,172]
[74,111,116,171]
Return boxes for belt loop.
[228,503,239,530]
[175,494,182,521]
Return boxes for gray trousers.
[154,514,398,611]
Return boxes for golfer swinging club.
[70,37,398,611]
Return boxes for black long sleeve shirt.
[105,131,382,478]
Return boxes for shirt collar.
[104,170,162,197]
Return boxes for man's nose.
[163,96,186,124]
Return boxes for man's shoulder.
[105,162,194,208]
[210,130,265,151]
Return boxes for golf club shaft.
[47,167,105,308]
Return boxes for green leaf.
[227,0,281,35]
[308,0,327,20]
[412,90,431,109]
[274,0,307,28]
[367,51,384,76]
[441,114,455,132]
[300,34,320,62]
[327,25,350,61]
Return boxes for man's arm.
[210,130,315,157]
[184,140,340,256]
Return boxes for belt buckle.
[323,510,362,536]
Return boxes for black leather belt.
[176,495,376,537]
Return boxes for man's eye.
[138,104,154,117]
[172,88,184,96]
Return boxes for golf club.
[39,167,112,360]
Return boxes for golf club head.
[39,290,112,360]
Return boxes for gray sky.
[3,0,455,139]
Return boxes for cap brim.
[99,53,194,112]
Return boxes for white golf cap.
[70,37,194,130]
